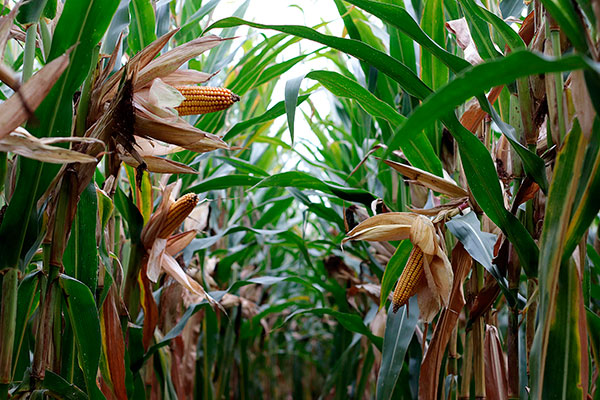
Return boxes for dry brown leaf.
[140,259,159,351]
[120,153,199,174]
[102,289,129,400]
[419,242,472,400]
[445,18,483,65]
[166,230,196,255]
[484,325,509,400]
[0,128,99,163]
[571,70,596,138]
[343,212,417,243]
[136,35,226,90]
[383,159,468,198]
[0,52,71,138]
[0,3,20,64]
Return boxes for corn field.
[0,0,599,398]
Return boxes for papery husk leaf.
[416,277,441,323]
[98,29,179,105]
[141,182,177,247]
[0,52,70,138]
[427,251,453,306]
[0,4,20,64]
[134,136,181,156]
[160,252,224,312]
[147,238,167,282]
[121,153,199,174]
[343,212,418,243]
[166,230,196,255]
[148,78,185,108]
[134,99,228,151]
[409,215,437,255]
[160,69,216,86]
[136,35,226,89]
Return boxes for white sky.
[209,0,350,168]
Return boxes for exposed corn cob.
[158,193,198,238]
[174,86,240,115]
[392,246,424,313]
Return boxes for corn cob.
[158,193,198,238]
[392,246,424,313]
[174,86,240,115]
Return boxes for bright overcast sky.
[210,0,351,167]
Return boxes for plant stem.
[0,268,18,398]
[507,244,520,398]
[472,263,485,400]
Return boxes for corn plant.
[1,0,599,399]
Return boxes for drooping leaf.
[376,298,419,400]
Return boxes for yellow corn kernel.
[392,246,424,313]
[174,86,240,115]
[158,193,198,238]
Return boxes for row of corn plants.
[1,0,600,398]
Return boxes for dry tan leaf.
[383,159,468,198]
[0,52,71,138]
[419,243,472,400]
[134,98,228,151]
[101,289,129,400]
[166,230,196,255]
[0,129,98,163]
[484,325,509,400]
[460,85,503,134]
[120,153,199,174]
[134,136,182,156]
[445,18,483,65]
[98,29,179,105]
[343,212,417,243]
[571,70,596,138]
[0,3,20,64]
[184,201,209,233]
[160,69,216,87]
[136,35,226,89]
[161,252,224,313]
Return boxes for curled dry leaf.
[0,3,20,64]
[383,159,468,198]
[570,70,596,138]
[419,242,472,400]
[445,18,483,65]
[0,52,71,139]
[119,153,199,174]
[484,325,509,400]
[0,128,99,163]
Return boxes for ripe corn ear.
[392,246,424,313]
[175,86,240,115]
[158,193,198,238]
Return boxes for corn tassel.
[175,86,240,115]
[158,193,198,238]
[392,246,424,313]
